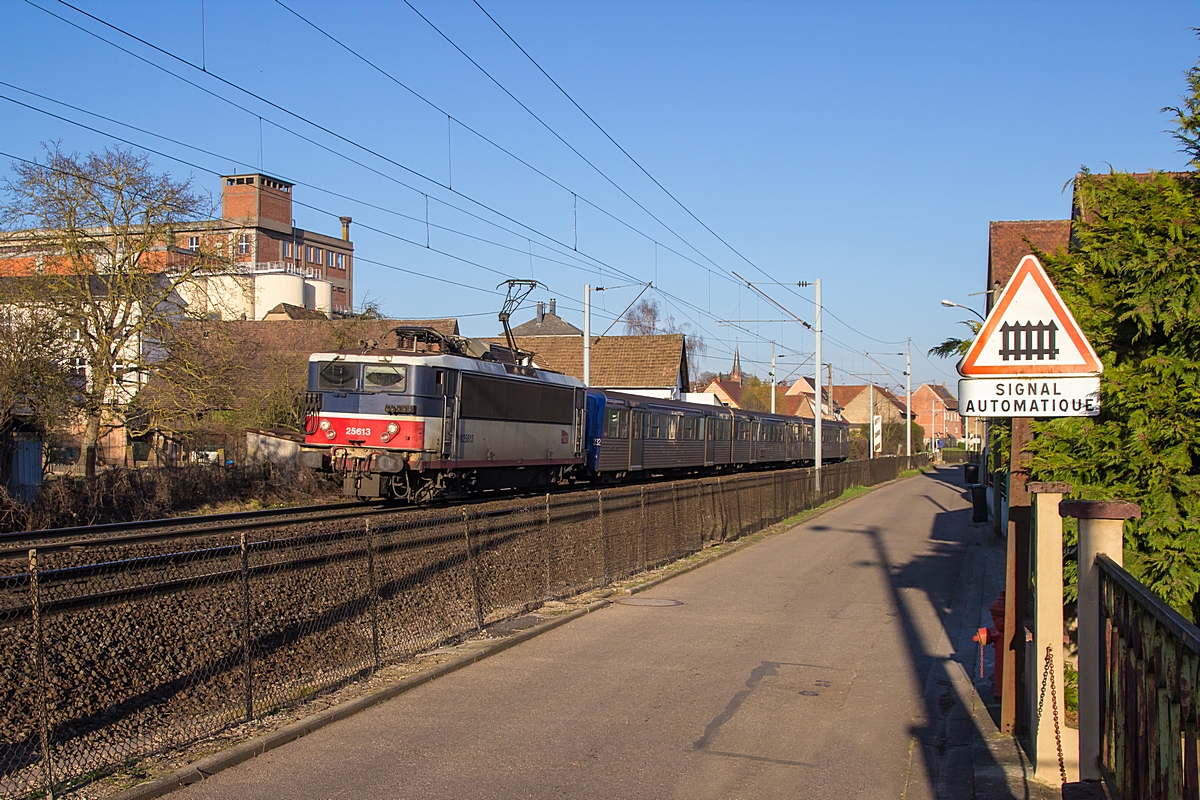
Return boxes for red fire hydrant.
[971,592,1005,698]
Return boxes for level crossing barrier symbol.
[999,320,1059,362]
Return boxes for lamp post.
[940,298,985,321]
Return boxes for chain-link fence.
[0,455,927,798]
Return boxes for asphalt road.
[175,467,997,800]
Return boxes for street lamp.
[940,299,985,321]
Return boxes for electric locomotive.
[297,326,586,501]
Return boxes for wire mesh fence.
[0,455,927,798]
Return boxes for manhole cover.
[614,597,683,607]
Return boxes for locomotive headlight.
[386,422,400,435]
[318,419,331,431]
[380,432,392,443]
[324,429,336,440]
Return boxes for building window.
[188,236,200,253]
[67,356,87,386]
[336,253,344,269]
[326,251,333,267]
[237,234,250,255]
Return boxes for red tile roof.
[485,334,687,390]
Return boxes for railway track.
[0,466,736,556]
[0,499,396,557]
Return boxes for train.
[297,326,850,501]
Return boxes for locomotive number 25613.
[345,426,372,436]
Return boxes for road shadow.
[812,466,1049,799]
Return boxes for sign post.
[958,255,1101,739]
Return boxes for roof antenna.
[498,279,539,364]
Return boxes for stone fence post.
[1028,482,1070,785]
[1059,499,1141,782]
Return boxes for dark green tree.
[1028,54,1200,615]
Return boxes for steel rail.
[0,518,532,625]
[0,499,380,547]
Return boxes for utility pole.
[583,284,591,387]
[814,279,822,492]
[905,338,912,458]
[868,382,874,460]
[770,341,776,414]
[931,396,936,455]
[827,362,834,419]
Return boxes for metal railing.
[0,456,926,798]
[1098,553,1200,797]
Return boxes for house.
[911,383,963,447]
[987,220,1072,312]
[489,333,690,399]
[832,384,909,427]
[699,352,839,420]
[509,300,581,337]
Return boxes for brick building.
[0,172,356,318]
[178,174,355,318]
[986,220,1071,312]
[911,383,963,447]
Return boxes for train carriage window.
[605,409,620,439]
[605,408,630,439]
[668,416,679,441]
[649,414,664,440]
[317,361,357,390]
[632,411,642,439]
[641,412,650,439]
[363,364,407,392]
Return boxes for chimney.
[536,301,545,324]
[549,298,556,316]
[340,216,352,241]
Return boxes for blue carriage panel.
[584,390,607,472]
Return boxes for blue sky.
[1,0,1195,391]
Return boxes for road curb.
[112,597,612,800]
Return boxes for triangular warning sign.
[959,255,1102,377]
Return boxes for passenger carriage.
[299,326,850,500]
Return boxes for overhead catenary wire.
[22,2,765,357]
[468,0,801,294]
[27,0,666,293]
[24,0,910,370]
[31,0,732,308]
[0,84,663,331]
[397,0,742,285]
[273,0,735,290]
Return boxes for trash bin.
[964,463,980,485]
[971,484,989,522]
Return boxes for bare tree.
[623,298,706,361]
[1,144,233,471]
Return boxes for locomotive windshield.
[363,365,407,392]
[317,361,357,390]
